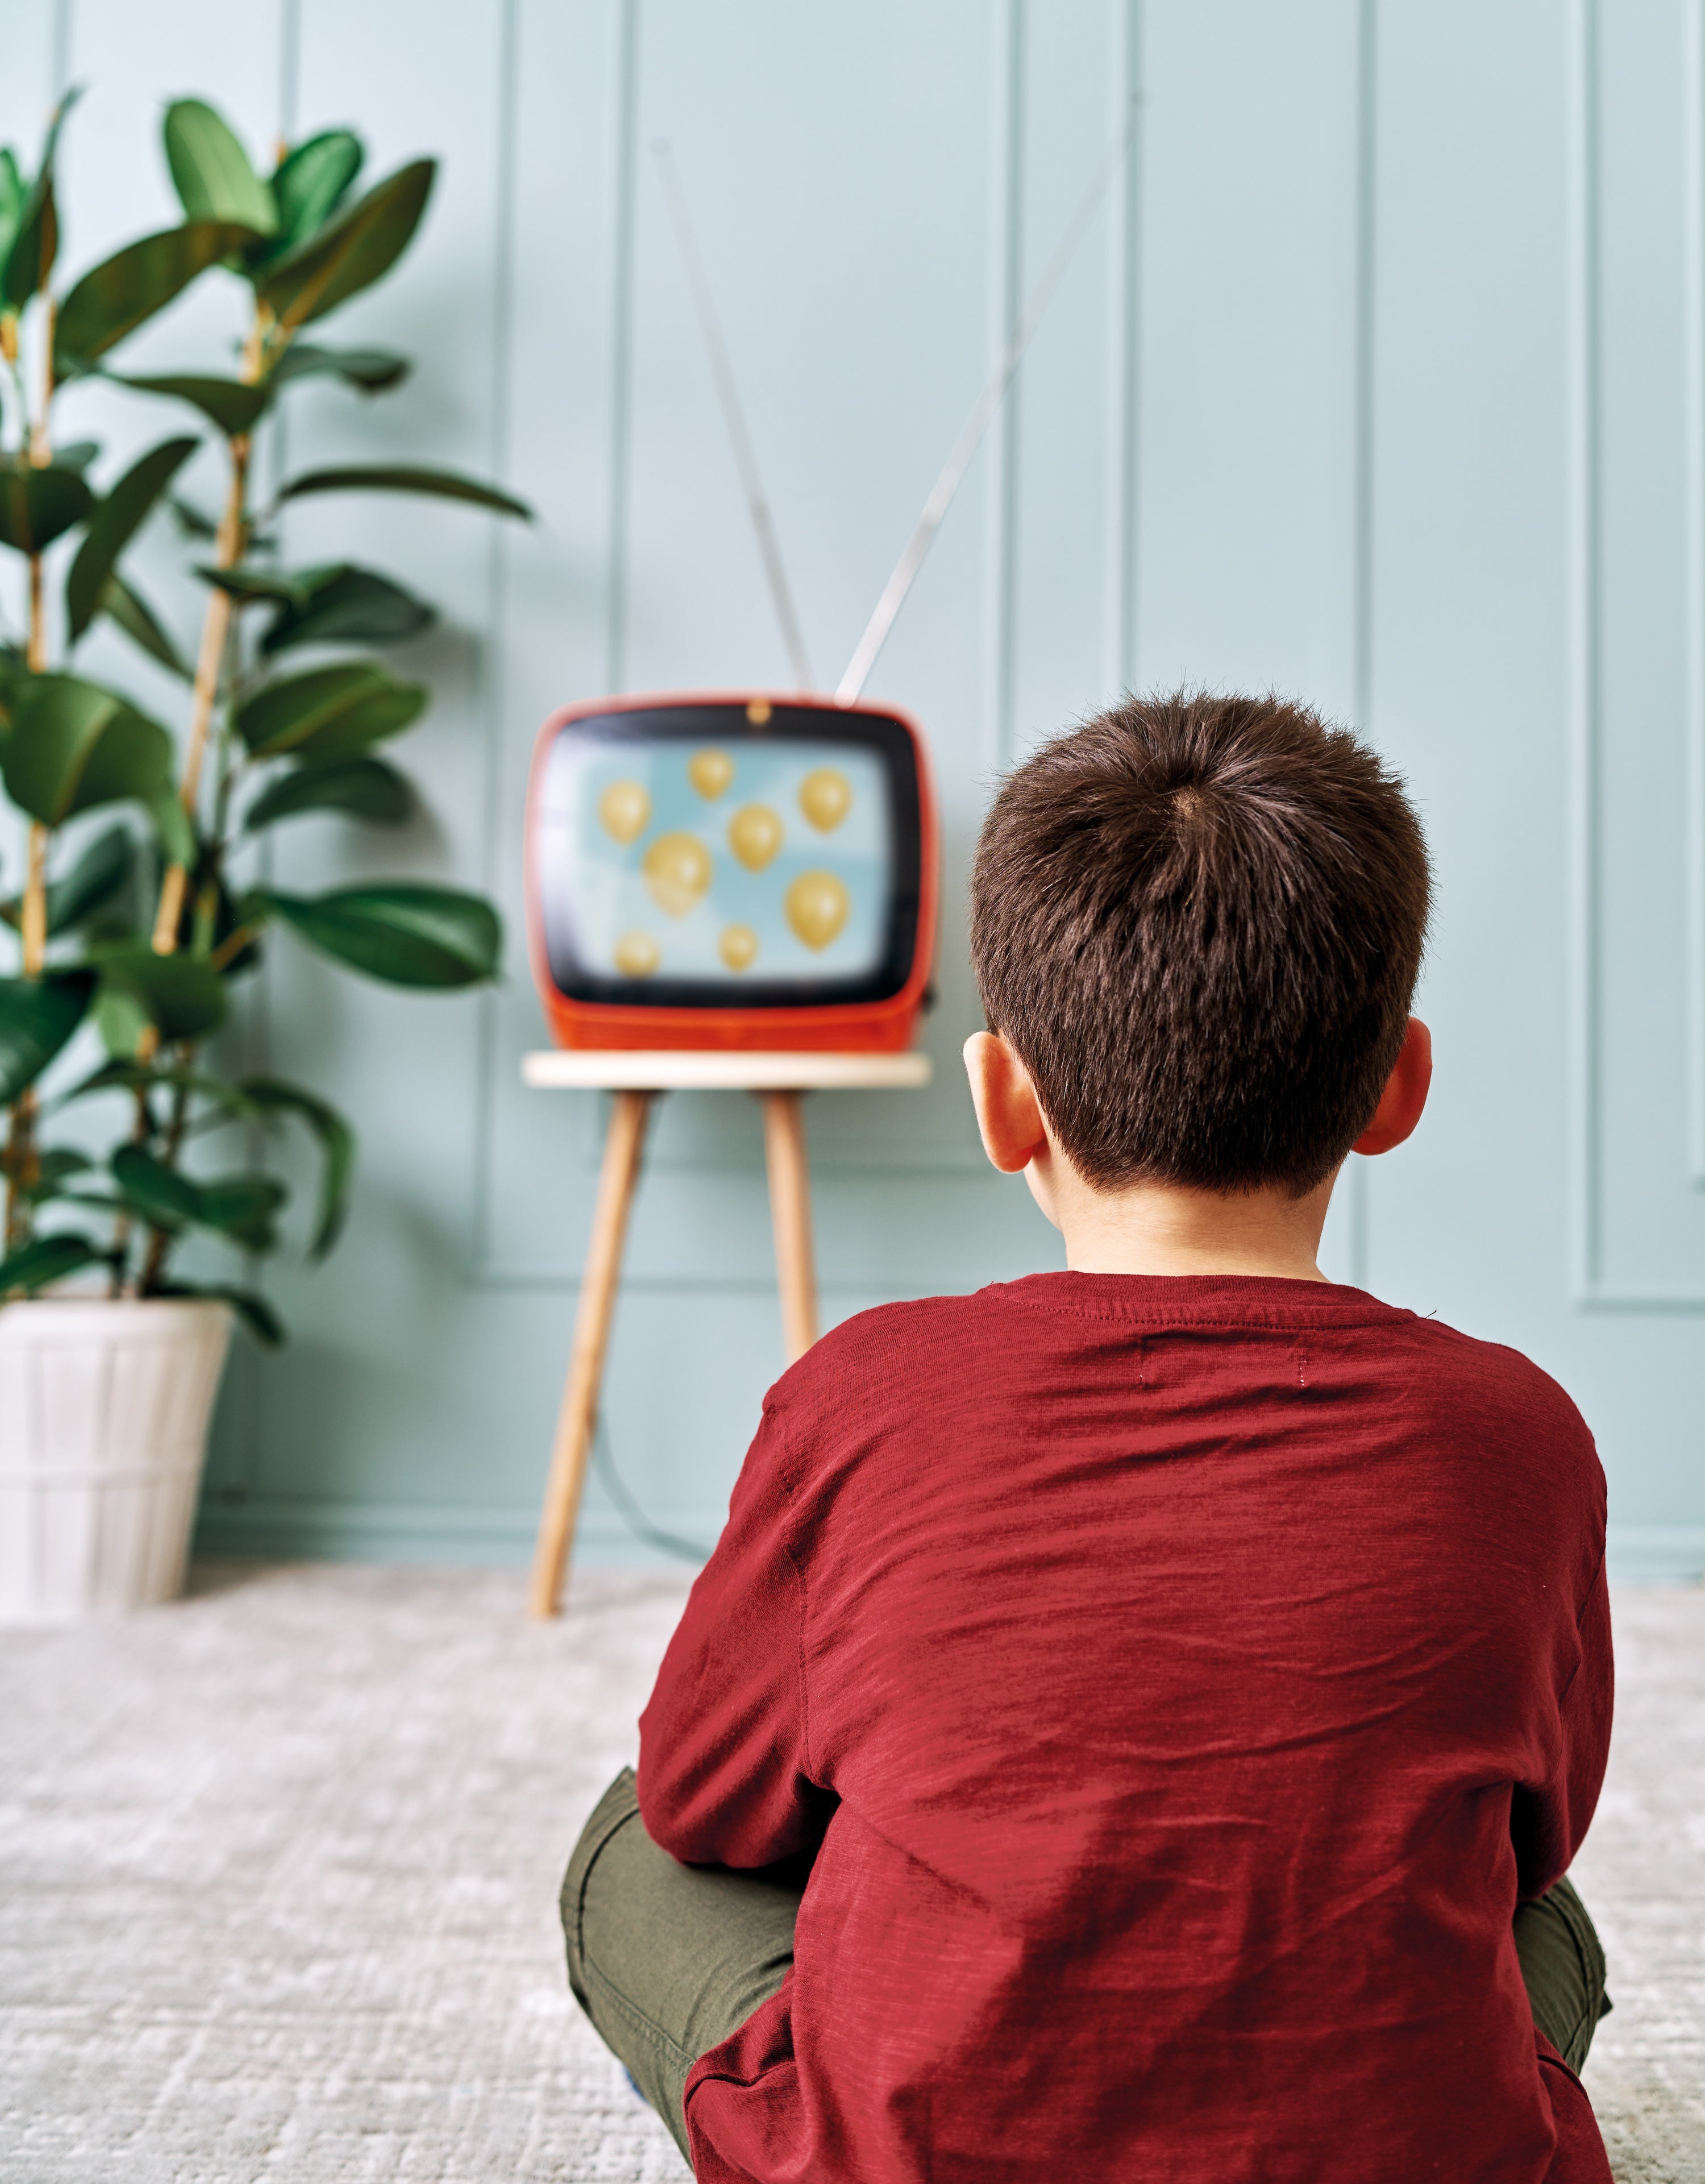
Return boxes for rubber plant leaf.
[33,821,134,935]
[0,1231,102,1297]
[239,1074,355,1258]
[196,563,310,607]
[98,573,191,679]
[54,440,101,472]
[276,463,530,518]
[110,1143,202,1230]
[65,434,199,641]
[243,755,413,831]
[260,564,435,654]
[0,675,173,825]
[113,374,267,436]
[234,662,426,762]
[264,131,364,261]
[0,150,26,279]
[2,88,80,309]
[55,221,264,373]
[55,1057,264,1126]
[0,969,96,1102]
[269,343,409,395]
[259,159,435,330]
[92,945,227,1041]
[163,100,278,237]
[0,462,95,555]
[251,883,501,988]
[194,1172,288,1251]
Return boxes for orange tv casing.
[525,691,938,1053]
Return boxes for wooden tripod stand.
[522,1049,931,1616]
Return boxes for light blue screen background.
[542,735,892,983]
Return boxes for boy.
[561,692,1612,2182]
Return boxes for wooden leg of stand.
[529,1089,654,1618]
[762,1090,818,1364]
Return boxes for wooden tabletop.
[522,1049,934,1091]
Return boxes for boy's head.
[968,691,1431,1198]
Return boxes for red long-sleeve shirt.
[638,1273,1613,2184]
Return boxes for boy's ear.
[1353,1017,1432,1156]
[963,1031,1051,1174]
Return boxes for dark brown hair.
[969,691,1430,1194]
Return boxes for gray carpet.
[1,1566,1700,2183]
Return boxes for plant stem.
[151,310,269,957]
[138,1068,192,1292]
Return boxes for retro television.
[526,691,937,1052]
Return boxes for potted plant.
[0,92,528,1621]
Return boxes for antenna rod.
[836,102,1141,707]
[652,140,817,692]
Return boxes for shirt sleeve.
[1513,1550,1613,1900]
[637,1397,824,1868]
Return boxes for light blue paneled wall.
[3,1,1700,1577]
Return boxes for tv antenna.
[837,101,1140,705]
[652,139,817,692]
[652,102,1140,709]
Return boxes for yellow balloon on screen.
[688,748,734,800]
[719,923,759,972]
[598,779,651,845]
[727,803,783,872]
[613,931,660,977]
[643,832,713,917]
[799,767,851,832]
[785,870,850,951]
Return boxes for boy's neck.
[1035,1162,1339,1284]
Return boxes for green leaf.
[270,342,409,395]
[260,564,434,654]
[1,675,173,825]
[0,1231,102,1298]
[152,1279,284,1345]
[145,786,196,869]
[197,1172,288,1249]
[0,971,95,1102]
[170,495,218,540]
[196,562,309,605]
[110,1142,200,1230]
[54,441,101,473]
[65,434,198,640]
[56,1056,260,1124]
[44,822,134,934]
[93,946,227,1041]
[92,985,149,1059]
[251,883,501,988]
[259,159,435,329]
[243,755,412,831]
[0,150,25,272]
[265,131,363,259]
[0,460,95,555]
[276,462,530,519]
[234,662,426,761]
[2,88,80,309]
[240,1074,354,1257]
[55,221,263,373]
[163,99,277,236]
[19,1147,94,1203]
[112,373,266,435]
[99,572,191,679]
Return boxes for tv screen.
[528,698,931,1043]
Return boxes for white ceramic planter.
[0,1296,232,1623]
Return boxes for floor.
[1,1565,1701,2183]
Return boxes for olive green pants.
[560,1767,1610,2169]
